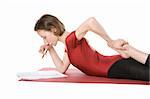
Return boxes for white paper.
[17,70,68,80]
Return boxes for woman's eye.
[42,36,46,39]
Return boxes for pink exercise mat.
[19,68,150,85]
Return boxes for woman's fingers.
[39,45,47,54]
[114,39,129,50]
[39,46,45,54]
[39,43,52,54]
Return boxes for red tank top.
[65,31,123,77]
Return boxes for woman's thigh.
[108,58,149,81]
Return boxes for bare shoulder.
[75,17,96,40]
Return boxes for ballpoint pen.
[41,48,48,59]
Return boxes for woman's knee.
[145,54,150,67]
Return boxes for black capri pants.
[108,54,150,81]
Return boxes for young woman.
[34,14,149,81]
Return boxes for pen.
[41,43,50,59]
[41,48,48,59]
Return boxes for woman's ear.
[51,27,57,33]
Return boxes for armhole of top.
[74,30,82,42]
[74,30,78,41]
[74,30,86,43]
[64,48,67,53]
[65,30,78,52]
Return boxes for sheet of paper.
[17,70,68,80]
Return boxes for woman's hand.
[107,39,130,58]
[107,39,128,50]
[39,43,53,54]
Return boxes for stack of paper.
[17,70,68,80]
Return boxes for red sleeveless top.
[65,31,123,77]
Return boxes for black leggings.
[108,54,150,81]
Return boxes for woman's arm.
[75,17,130,58]
[76,17,112,43]
[76,17,128,47]
[40,40,70,73]
[48,47,70,73]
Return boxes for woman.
[34,14,149,81]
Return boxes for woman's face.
[37,30,58,46]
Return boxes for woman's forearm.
[48,48,64,73]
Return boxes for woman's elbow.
[87,17,97,24]
[56,66,67,74]
[56,68,65,74]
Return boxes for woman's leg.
[145,54,150,66]
[120,44,149,64]
[108,58,150,81]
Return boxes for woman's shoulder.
[65,30,76,41]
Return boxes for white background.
[0,0,150,99]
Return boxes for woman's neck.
[58,31,69,44]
